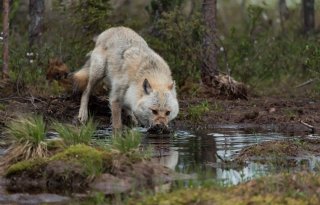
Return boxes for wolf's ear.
[143,79,153,95]
[168,81,175,90]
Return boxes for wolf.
[73,27,179,131]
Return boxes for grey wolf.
[73,27,179,131]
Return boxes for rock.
[90,173,132,195]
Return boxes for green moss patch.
[5,144,105,193]
[136,172,320,205]
[51,144,104,176]
[6,158,48,177]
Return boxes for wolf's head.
[134,79,179,128]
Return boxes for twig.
[0,96,28,102]
[295,79,315,88]
[299,120,315,133]
[215,152,226,162]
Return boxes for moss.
[0,103,6,111]
[6,158,48,176]
[136,172,320,205]
[51,144,104,176]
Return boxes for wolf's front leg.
[111,100,122,134]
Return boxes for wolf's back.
[95,26,148,50]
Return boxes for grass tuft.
[51,118,97,146]
[1,116,48,166]
[188,101,211,122]
[111,130,142,154]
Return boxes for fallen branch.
[295,79,315,88]
[299,120,315,133]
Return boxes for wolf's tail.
[70,52,92,92]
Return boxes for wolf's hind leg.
[78,48,106,123]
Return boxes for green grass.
[2,116,49,165]
[51,118,97,146]
[111,130,142,154]
[187,101,210,122]
[6,115,46,144]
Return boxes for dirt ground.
[0,80,319,135]
[177,95,320,134]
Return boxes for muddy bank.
[177,96,320,134]
[1,86,319,135]
[234,138,320,167]
[4,144,178,195]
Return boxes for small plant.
[284,108,297,120]
[0,103,6,111]
[52,118,97,146]
[188,101,211,122]
[111,130,142,154]
[2,116,48,166]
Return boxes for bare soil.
[177,95,320,134]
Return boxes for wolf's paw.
[77,110,88,124]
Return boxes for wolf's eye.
[151,109,158,115]
[165,111,171,116]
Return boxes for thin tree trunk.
[279,0,289,30]
[302,0,315,33]
[201,0,218,87]
[29,0,45,47]
[2,0,9,79]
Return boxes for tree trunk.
[279,0,289,30]
[302,0,315,33]
[201,0,218,87]
[2,0,9,79]
[29,0,45,47]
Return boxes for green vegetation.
[2,1,319,96]
[6,158,48,177]
[51,144,104,176]
[135,172,320,205]
[146,9,204,86]
[72,0,112,38]
[6,115,46,144]
[52,118,97,146]
[0,103,6,111]
[96,130,151,161]
[111,130,142,153]
[187,101,210,121]
[6,144,104,177]
[2,116,48,165]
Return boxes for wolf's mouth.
[147,124,171,135]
